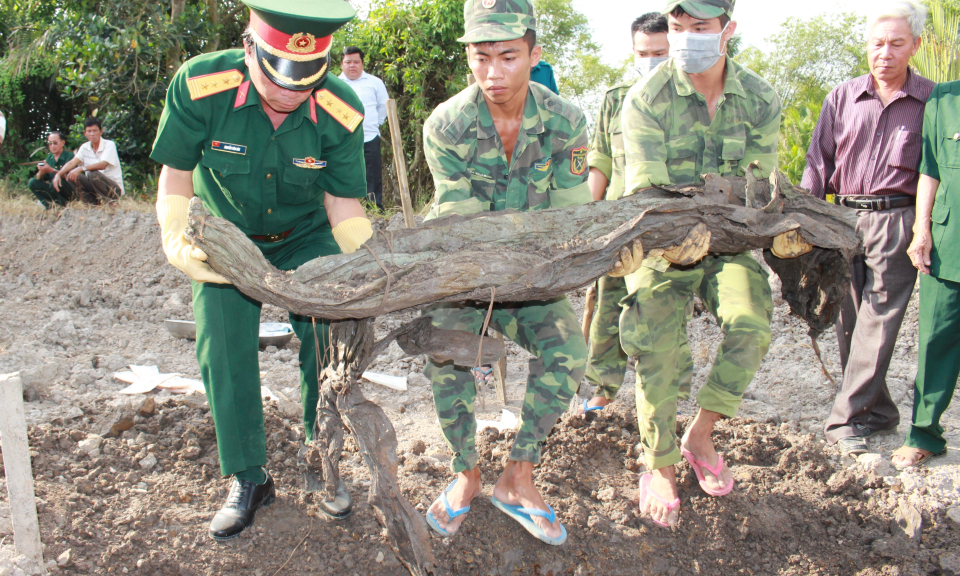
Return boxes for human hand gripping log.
[184,171,860,576]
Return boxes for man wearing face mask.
[577,13,669,417]
[620,0,783,528]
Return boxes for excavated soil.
[0,204,958,576]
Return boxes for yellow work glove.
[771,230,814,259]
[156,195,230,284]
[332,217,373,254]
[662,223,711,266]
[609,239,644,278]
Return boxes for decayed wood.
[0,373,47,574]
[186,172,860,333]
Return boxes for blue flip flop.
[582,399,604,414]
[490,495,567,546]
[425,479,471,537]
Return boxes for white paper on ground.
[115,365,203,395]
[261,386,278,401]
[361,372,408,391]
[476,409,520,432]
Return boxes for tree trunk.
[166,0,186,72]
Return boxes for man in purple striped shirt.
[801,0,934,457]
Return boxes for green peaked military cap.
[662,0,736,19]
[458,0,537,44]
[242,0,356,90]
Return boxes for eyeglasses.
[46,141,60,146]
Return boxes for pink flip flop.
[639,474,680,528]
[681,447,734,497]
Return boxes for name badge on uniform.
[211,141,247,155]
[534,158,552,172]
[293,157,326,169]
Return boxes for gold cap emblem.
[287,33,317,54]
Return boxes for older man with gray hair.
[802,0,933,456]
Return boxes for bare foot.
[680,408,733,494]
[891,445,932,469]
[641,466,680,527]
[574,396,612,417]
[492,461,562,540]
[428,467,482,535]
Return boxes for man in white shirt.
[338,46,389,212]
[53,117,126,204]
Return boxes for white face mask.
[634,56,669,77]
[668,23,729,74]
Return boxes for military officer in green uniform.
[893,80,960,470]
[420,0,639,546]
[579,13,670,417]
[29,131,75,208]
[151,0,373,540]
[620,0,797,527]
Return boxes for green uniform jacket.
[920,80,960,283]
[150,50,367,235]
[40,151,75,181]
[622,56,781,193]
[423,82,591,220]
[588,78,638,201]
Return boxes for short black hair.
[632,13,668,38]
[670,6,730,28]
[342,46,364,62]
[471,28,537,54]
[48,131,67,142]
[83,117,102,130]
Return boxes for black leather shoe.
[209,472,276,541]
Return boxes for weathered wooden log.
[186,172,860,334]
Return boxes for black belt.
[249,227,295,243]
[835,194,915,211]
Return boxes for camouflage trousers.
[584,275,630,399]
[620,252,773,470]
[424,297,587,473]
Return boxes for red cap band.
[249,11,332,58]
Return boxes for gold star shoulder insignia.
[314,89,363,133]
[187,69,245,100]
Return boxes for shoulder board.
[186,70,245,101]
[315,89,364,132]
[638,68,671,105]
[739,70,776,104]
[438,103,478,143]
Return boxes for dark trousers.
[825,206,917,443]
[77,171,121,204]
[906,273,960,453]
[28,177,74,208]
[364,135,383,211]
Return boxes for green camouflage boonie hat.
[662,0,735,19]
[458,0,537,44]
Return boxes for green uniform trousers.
[424,297,587,473]
[906,273,960,454]
[584,275,630,400]
[620,252,773,470]
[28,178,73,208]
[192,217,338,477]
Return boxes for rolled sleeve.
[919,85,941,181]
[622,87,671,194]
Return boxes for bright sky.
[578,0,877,64]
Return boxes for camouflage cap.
[662,0,735,19]
[458,0,537,44]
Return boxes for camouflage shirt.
[588,78,639,201]
[423,82,591,221]
[622,56,781,195]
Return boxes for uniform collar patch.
[211,141,247,155]
[293,157,326,169]
[534,158,552,172]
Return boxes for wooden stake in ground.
[0,372,46,574]
[386,99,415,229]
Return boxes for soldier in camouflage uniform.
[579,13,670,416]
[420,0,630,546]
[619,0,784,528]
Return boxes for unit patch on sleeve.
[211,141,247,155]
[315,89,364,133]
[293,157,327,169]
[570,146,588,175]
[187,70,245,100]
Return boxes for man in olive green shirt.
[29,131,75,208]
[580,12,669,417]
[151,0,373,540]
[620,0,781,528]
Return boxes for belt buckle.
[263,232,284,243]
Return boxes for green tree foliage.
[738,13,868,183]
[912,0,960,83]
[336,0,469,209]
